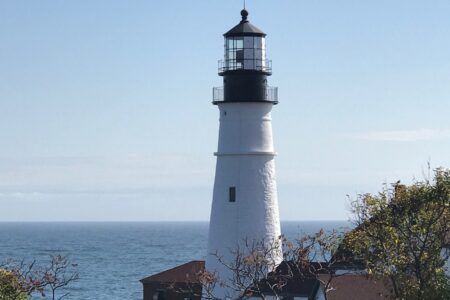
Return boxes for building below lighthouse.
[206,8,282,298]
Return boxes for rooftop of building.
[141,260,391,299]
[140,260,204,284]
[321,274,391,300]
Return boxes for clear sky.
[1,0,449,221]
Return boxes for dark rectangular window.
[229,187,236,202]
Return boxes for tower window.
[229,187,236,202]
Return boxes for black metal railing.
[218,59,272,73]
[212,86,278,103]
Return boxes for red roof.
[140,261,205,284]
[321,274,391,300]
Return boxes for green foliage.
[346,168,450,300]
[0,269,27,300]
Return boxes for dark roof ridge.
[140,260,205,284]
[224,10,266,37]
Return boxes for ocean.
[0,221,349,299]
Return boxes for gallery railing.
[218,59,272,74]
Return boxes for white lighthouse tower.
[206,9,282,298]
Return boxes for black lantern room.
[213,10,278,104]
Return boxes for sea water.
[0,221,349,299]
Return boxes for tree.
[0,269,27,300]
[0,255,79,300]
[196,231,347,300]
[0,260,44,300]
[41,255,79,300]
[199,237,285,300]
[345,168,450,299]
[287,229,349,300]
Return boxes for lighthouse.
[206,9,282,297]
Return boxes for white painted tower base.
[206,102,282,298]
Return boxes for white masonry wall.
[206,102,282,299]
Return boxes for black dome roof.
[224,9,266,37]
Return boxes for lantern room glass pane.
[235,38,243,49]
[224,36,268,71]
[236,49,244,69]
[244,48,254,59]
[244,59,255,69]
[254,37,262,48]
[255,49,262,59]
[228,38,233,48]
[244,36,253,48]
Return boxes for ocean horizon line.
[0,220,349,223]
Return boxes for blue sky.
[1,0,449,221]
